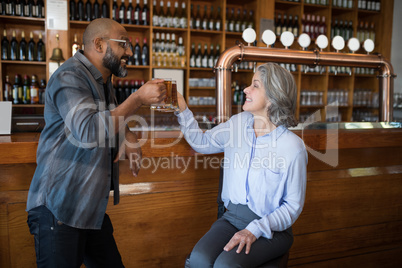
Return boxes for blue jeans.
[27,206,124,268]
[188,202,293,268]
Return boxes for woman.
[176,62,307,267]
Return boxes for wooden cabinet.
[0,0,394,122]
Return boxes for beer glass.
[150,78,176,112]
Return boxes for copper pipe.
[214,44,396,123]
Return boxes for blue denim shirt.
[176,108,308,239]
[26,50,120,230]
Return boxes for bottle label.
[208,57,214,68]
[134,11,139,20]
[172,17,179,28]
[142,11,146,22]
[180,17,187,28]
[24,6,29,15]
[119,10,124,20]
[31,88,38,97]
[208,21,214,30]
[202,57,207,68]
[190,56,195,67]
[15,5,21,15]
[159,16,166,27]
[196,57,201,68]
[215,21,220,31]
[153,15,159,26]
[127,11,131,20]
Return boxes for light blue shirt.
[176,108,307,239]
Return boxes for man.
[26,18,166,267]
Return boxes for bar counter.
[1,123,402,267]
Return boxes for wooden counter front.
[1,128,402,267]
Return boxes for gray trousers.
[188,202,293,268]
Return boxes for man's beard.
[102,45,128,77]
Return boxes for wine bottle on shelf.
[208,44,214,68]
[1,29,9,60]
[214,44,220,65]
[3,75,13,102]
[208,6,214,31]
[10,30,18,61]
[189,4,194,29]
[247,10,254,29]
[133,38,141,65]
[172,1,179,28]
[287,14,293,33]
[235,9,241,32]
[275,13,282,36]
[37,32,45,61]
[72,33,80,56]
[215,7,221,31]
[228,8,235,32]
[112,0,118,21]
[101,0,108,18]
[142,37,149,65]
[166,1,172,28]
[159,32,165,52]
[179,2,186,28]
[15,0,22,16]
[70,0,77,20]
[39,79,46,104]
[201,43,208,68]
[85,0,92,21]
[26,0,34,17]
[77,0,84,21]
[127,0,133,24]
[133,0,140,25]
[37,0,44,18]
[1,0,5,15]
[32,0,38,17]
[241,9,247,32]
[19,31,27,61]
[30,75,39,104]
[293,15,299,37]
[165,33,170,53]
[13,74,23,104]
[195,43,202,68]
[190,43,196,67]
[22,75,31,104]
[158,0,166,27]
[119,0,126,24]
[152,0,159,26]
[27,31,36,61]
[281,14,287,35]
[93,0,100,19]
[142,0,149,25]
[201,5,208,30]
[171,33,176,53]
[194,5,201,29]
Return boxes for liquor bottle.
[369,22,375,42]
[281,14,288,35]
[190,43,196,67]
[39,79,46,104]
[194,5,201,29]
[234,9,241,32]
[85,0,92,21]
[305,14,311,37]
[32,0,38,17]
[142,0,149,25]
[22,75,30,104]
[152,0,158,26]
[37,32,45,61]
[10,30,18,61]
[27,31,36,61]
[133,37,141,65]
[247,10,254,29]
[142,37,149,65]
[1,29,9,60]
[13,74,23,104]
[112,0,118,21]
[165,33,170,53]
[166,1,172,27]
[215,7,221,31]
[287,14,293,33]
[241,9,247,32]
[275,13,282,36]
[214,44,220,65]
[201,43,208,68]
[77,0,84,21]
[170,33,176,53]
[364,21,370,41]
[15,0,22,16]
[119,0,126,24]
[172,1,179,28]
[319,16,326,36]
[134,0,141,25]
[3,75,13,102]
[30,75,39,104]
[70,0,77,20]
[127,0,133,24]
[179,1,187,28]
[195,43,202,68]
[208,44,214,68]
[189,4,194,29]
[1,0,6,15]
[158,0,166,27]
[72,33,80,56]
[201,5,208,30]
[93,0,100,19]
[208,6,215,30]
[19,31,27,61]
[37,0,44,18]
[228,8,235,32]
[26,0,34,17]
[293,15,299,37]
[5,0,12,16]
[101,0,108,18]
[159,32,165,52]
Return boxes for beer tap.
[316,35,329,74]
[298,33,311,73]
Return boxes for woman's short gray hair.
[257,63,298,128]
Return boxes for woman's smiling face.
[242,71,270,117]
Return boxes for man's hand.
[223,229,257,254]
[176,91,187,112]
[114,130,142,177]
[135,79,166,106]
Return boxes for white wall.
[391,0,402,93]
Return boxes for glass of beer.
[150,78,175,112]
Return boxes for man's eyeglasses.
[102,38,131,49]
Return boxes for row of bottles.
[129,37,149,66]
[327,88,349,106]
[356,21,375,43]
[1,29,45,61]
[302,14,326,40]
[112,0,149,25]
[189,43,220,69]
[357,0,381,11]
[300,90,324,106]
[3,73,46,104]
[69,0,109,21]
[304,0,328,5]
[232,80,246,105]
[114,79,144,104]
[152,0,185,28]
[152,32,185,67]
[353,88,378,107]
[332,0,354,8]
[224,7,254,32]
[0,0,45,18]
[275,13,299,37]
[190,4,221,31]
[330,20,353,41]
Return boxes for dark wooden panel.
[0,164,36,191]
